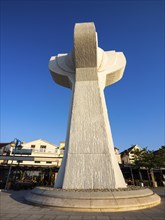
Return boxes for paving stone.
[136,217,152,220]
[69,216,83,220]
[123,215,139,219]
[11,218,27,220]
[24,214,43,219]
[41,215,57,220]
[83,216,96,220]
[109,217,124,220]
[96,216,110,220]
[123,218,139,220]
[55,216,69,220]
[1,214,19,218]
[1,218,12,220]
[13,214,30,219]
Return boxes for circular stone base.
[25,187,161,212]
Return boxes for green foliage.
[133,147,165,169]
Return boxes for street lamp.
[4,138,22,190]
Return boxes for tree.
[132,148,146,183]
[133,147,165,186]
[153,146,165,168]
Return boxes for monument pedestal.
[25,187,161,211]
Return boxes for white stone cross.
[49,22,127,189]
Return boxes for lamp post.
[4,138,22,190]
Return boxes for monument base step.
[25,187,161,212]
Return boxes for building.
[0,143,11,156]
[0,139,66,188]
[114,147,122,164]
[121,145,142,164]
[0,143,11,165]
[0,139,64,167]
[59,141,65,156]
[22,139,58,153]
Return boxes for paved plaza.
[0,187,164,220]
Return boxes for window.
[31,145,35,148]
[46,161,52,164]
[40,145,46,152]
[31,145,35,151]
[35,161,40,163]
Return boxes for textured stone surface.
[25,187,161,211]
[49,22,127,189]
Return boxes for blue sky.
[1,0,164,151]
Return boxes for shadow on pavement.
[9,189,32,205]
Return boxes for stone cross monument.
[49,22,127,189]
[26,22,160,211]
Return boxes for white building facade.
[0,139,63,167]
[121,145,142,164]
